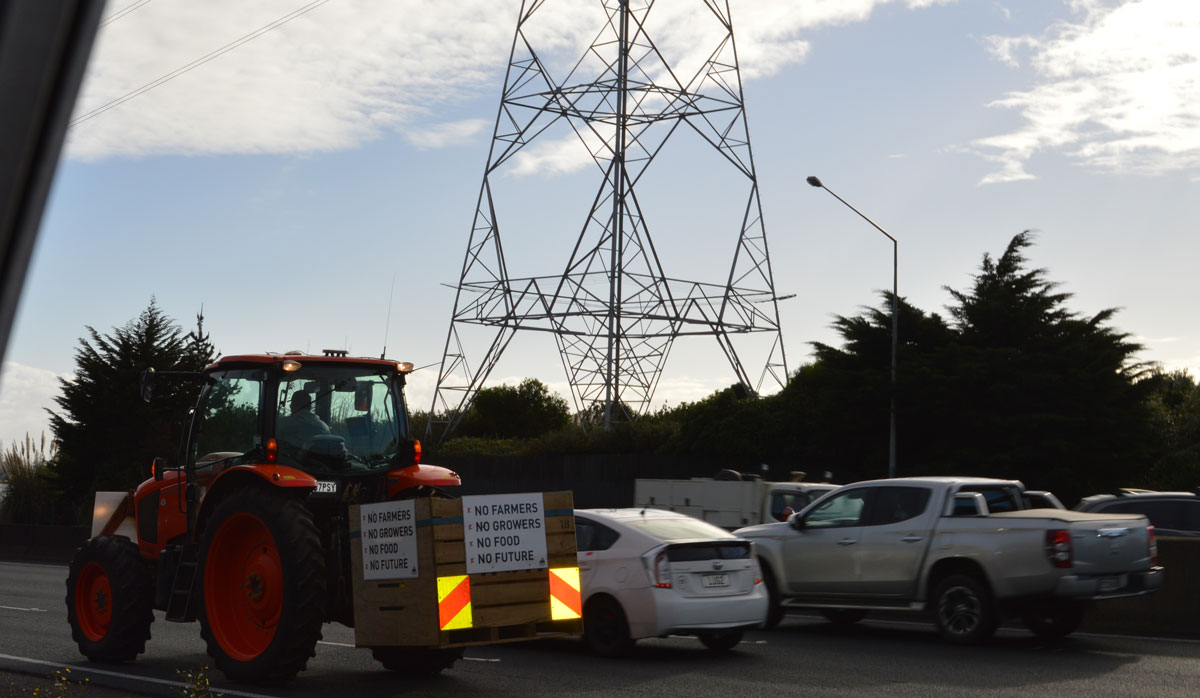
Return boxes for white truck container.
[634,475,837,530]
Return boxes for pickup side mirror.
[948,492,990,517]
[789,514,806,531]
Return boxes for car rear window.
[625,516,734,541]
[667,541,751,561]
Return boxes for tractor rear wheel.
[198,488,326,683]
[65,535,154,662]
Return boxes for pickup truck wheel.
[1022,604,1086,639]
[932,574,996,644]
[761,566,784,629]
[584,596,634,656]
[821,609,868,625]
[371,647,463,675]
[698,630,743,651]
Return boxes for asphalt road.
[2,560,1198,698]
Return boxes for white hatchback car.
[575,508,768,655]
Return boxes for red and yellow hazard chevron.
[437,575,472,630]
[548,567,582,620]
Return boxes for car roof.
[841,476,1023,488]
[577,507,705,523]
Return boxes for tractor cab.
[189,351,420,479]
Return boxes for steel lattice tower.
[427,0,788,443]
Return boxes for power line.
[71,0,331,127]
[100,0,155,27]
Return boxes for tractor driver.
[277,391,331,447]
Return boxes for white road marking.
[0,605,47,612]
[317,640,355,647]
[463,657,501,662]
[0,653,280,698]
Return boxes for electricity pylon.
[427,0,788,444]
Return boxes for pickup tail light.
[1148,526,1157,565]
[643,548,671,588]
[1045,529,1072,568]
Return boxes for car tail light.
[1148,526,1157,565]
[1045,529,1072,568]
[750,542,762,585]
[643,548,671,588]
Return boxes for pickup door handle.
[901,536,923,543]
[836,539,857,546]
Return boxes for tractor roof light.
[282,359,302,372]
[396,362,414,373]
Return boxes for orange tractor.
[66,351,469,681]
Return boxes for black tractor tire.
[65,535,154,662]
[1022,603,1086,639]
[932,574,997,645]
[583,595,634,657]
[197,488,326,683]
[760,564,785,629]
[821,608,868,625]
[371,647,463,675]
[698,629,744,651]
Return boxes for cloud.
[68,0,948,161]
[404,119,490,150]
[0,363,67,449]
[968,0,1200,184]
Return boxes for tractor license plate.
[1099,575,1124,592]
[702,574,730,588]
[315,481,338,494]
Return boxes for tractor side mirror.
[139,368,155,403]
[152,456,168,481]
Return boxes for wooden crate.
[350,491,584,648]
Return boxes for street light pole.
[806,176,898,478]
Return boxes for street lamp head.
[806,176,823,188]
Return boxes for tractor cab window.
[190,369,265,466]
[275,365,410,474]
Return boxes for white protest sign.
[463,493,548,573]
[359,499,419,580]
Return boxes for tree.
[1142,369,1200,490]
[457,378,571,439]
[789,232,1154,503]
[47,300,217,521]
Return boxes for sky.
[3,0,1199,448]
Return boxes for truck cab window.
[805,489,868,529]
[869,487,931,525]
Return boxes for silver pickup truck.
[735,476,1163,643]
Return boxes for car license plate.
[1099,575,1123,592]
[702,573,730,588]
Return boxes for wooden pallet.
[350,491,583,648]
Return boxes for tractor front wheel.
[65,535,154,662]
[198,488,326,683]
